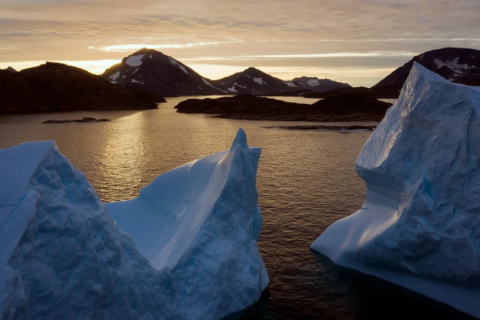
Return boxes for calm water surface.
[0,96,472,319]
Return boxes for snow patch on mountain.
[201,78,222,92]
[235,82,247,89]
[228,86,237,93]
[284,81,298,87]
[109,71,120,80]
[253,77,265,85]
[433,57,471,74]
[169,57,189,74]
[125,54,144,67]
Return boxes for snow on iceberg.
[311,63,480,318]
[1,129,268,320]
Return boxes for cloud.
[90,41,242,52]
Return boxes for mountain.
[101,48,226,96]
[289,76,351,92]
[0,62,164,113]
[211,67,293,95]
[374,47,480,88]
[3,66,17,73]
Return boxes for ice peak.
[230,128,248,151]
[0,140,57,206]
[411,62,447,83]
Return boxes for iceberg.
[311,63,480,318]
[106,128,269,315]
[1,129,268,320]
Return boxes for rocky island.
[175,93,392,122]
[43,117,111,124]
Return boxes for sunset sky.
[0,0,479,86]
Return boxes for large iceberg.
[1,128,268,320]
[311,63,480,318]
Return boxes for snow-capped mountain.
[101,48,226,96]
[211,67,292,95]
[289,76,351,92]
[374,47,480,88]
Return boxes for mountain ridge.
[101,48,352,96]
[374,47,480,87]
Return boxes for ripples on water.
[0,96,473,319]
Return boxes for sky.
[0,0,479,86]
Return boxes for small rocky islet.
[43,117,111,124]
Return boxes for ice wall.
[311,63,480,318]
[1,129,268,320]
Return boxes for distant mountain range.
[2,47,479,113]
[101,48,351,96]
[374,47,480,88]
[0,62,164,113]
[287,77,351,92]
[102,47,479,99]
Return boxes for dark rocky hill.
[0,62,163,113]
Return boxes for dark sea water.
[0,97,473,320]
